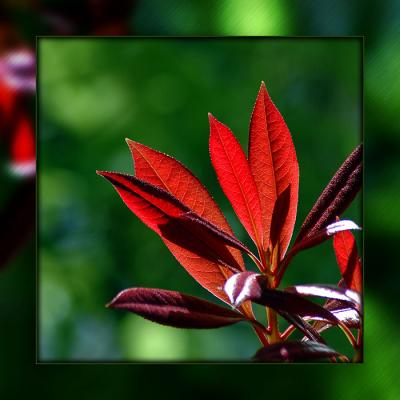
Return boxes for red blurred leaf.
[127,139,245,271]
[254,341,339,363]
[209,113,263,249]
[333,228,362,292]
[97,171,243,304]
[224,272,338,324]
[249,82,299,256]
[107,288,246,329]
[9,112,36,176]
[295,144,362,244]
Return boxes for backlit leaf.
[209,113,264,249]
[97,171,241,303]
[249,82,299,256]
[126,139,245,270]
[333,227,362,292]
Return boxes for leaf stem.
[249,252,273,276]
[281,324,297,341]
[266,306,281,343]
[338,321,357,349]
[252,322,270,347]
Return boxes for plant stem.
[249,252,273,277]
[252,323,269,347]
[352,328,363,362]
[338,321,357,349]
[266,306,281,343]
[281,324,297,341]
[264,250,281,344]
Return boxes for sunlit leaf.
[249,82,299,256]
[209,113,264,249]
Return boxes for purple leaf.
[295,144,362,244]
[277,219,361,284]
[224,272,338,324]
[285,284,361,308]
[253,341,339,362]
[279,311,326,343]
[307,299,361,337]
[107,287,247,329]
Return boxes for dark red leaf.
[209,113,264,249]
[285,284,361,309]
[158,214,244,273]
[253,341,339,362]
[269,185,291,252]
[126,139,244,269]
[306,299,361,338]
[295,144,362,244]
[224,272,338,324]
[326,301,361,329]
[277,220,361,285]
[333,227,362,292]
[107,288,246,329]
[278,311,326,343]
[249,82,299,256]
[179,211,252,257]
[97,171,241,303]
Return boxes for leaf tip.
[105,298,115,308]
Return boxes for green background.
[0,0,399,398]
[38,38,361,361]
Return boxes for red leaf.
[333,228,362,292]
[254,341,339,363]
[97,171,187,232]
[295,144,362,244]
[209,113,263,249]
[107,288,246,329]
[97,171,242,304]
[249,82,299,256]
[126,139,245,271]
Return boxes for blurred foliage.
[39,38,361,361]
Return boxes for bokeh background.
[38,37,361,362]
[0,0,399,398]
